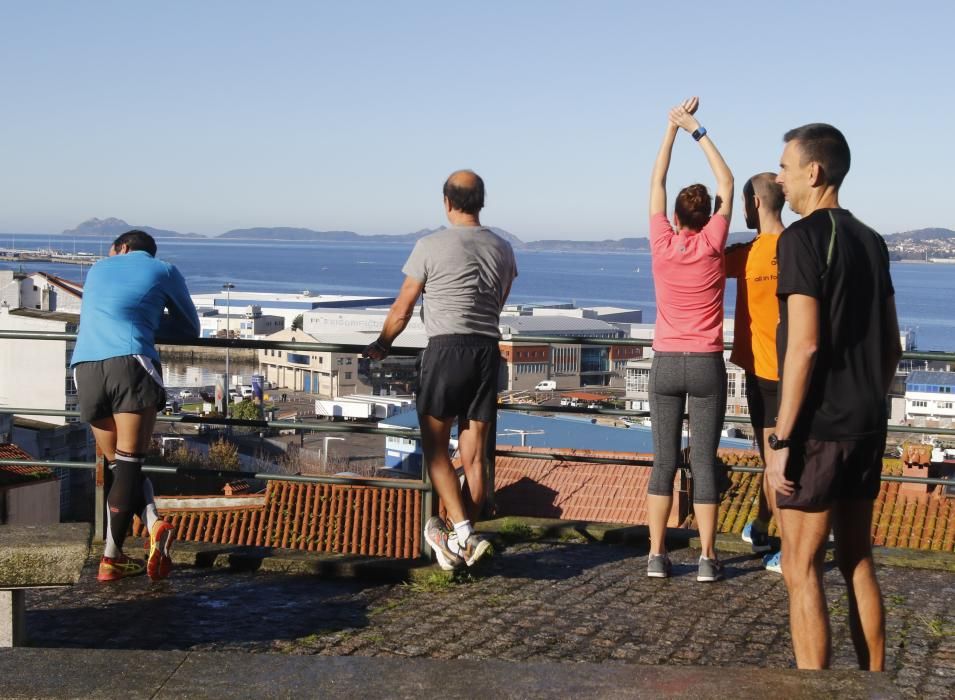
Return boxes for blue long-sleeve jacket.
[71,251,200,366]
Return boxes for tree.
[231,398,261,421]
[207,438,240,471]
[291,313,304,331]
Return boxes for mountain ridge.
[51,218,955,251]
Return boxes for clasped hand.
[669,96,700,133]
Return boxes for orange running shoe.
[147,520,175,581]
[97,554,145,582]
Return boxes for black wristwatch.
[691,126,707,141]
[768,433,791,450]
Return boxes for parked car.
[179,390,195,399]
[535,380,557,392]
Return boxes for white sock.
[103,515,122,558]
[452,520,473,549]
[141,478,160,531]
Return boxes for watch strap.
[692,126,707,142]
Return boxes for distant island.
[62,217,204,239]
[48,217,955,258]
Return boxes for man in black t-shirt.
[766,124,901,672]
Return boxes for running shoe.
[457,533,493,567]
[147,519,176,581]
[647,553,672,579]
[763,550,783,574]
[97,554,146,582]
[741,520,772,553]
[697,555,725,582]
[424,516,464,571]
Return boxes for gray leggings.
[648,352,727,504]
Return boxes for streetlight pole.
[222,283,235,424]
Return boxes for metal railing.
[1,330,953,555]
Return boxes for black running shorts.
[74,355,166,423]
[416,334,501,423]
[776,433,885,510]
[745,373,778,430]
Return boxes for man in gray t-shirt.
[402,225,516,339]
[363,170,517,571]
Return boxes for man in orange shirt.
[725,173,785,572]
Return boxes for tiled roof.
[494,448,655,524]
[710,461,955,553]
[134,478,422,558]
[499,448,955,553]
[127,449,955,557]
[0,444,56,487]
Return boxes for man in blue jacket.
[71,230,200,582]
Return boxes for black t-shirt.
[776,208,895,441]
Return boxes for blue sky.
[0,1,951,240]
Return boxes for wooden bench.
[0,523,91,647]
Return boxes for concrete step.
[0,648,900,699]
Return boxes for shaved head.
[744,172,785,214]
[443,169,485,215]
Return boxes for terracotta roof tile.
[138,478,424,559]
[0,444,56,487]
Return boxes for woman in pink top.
[645,97,734,582]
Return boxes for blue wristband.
[692,126,707,142]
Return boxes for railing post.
[421,451,433,560]
[93,446,107,544]
[483,409,497,518]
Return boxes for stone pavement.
[21,540,955,698]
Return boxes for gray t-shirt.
[402,226,518,339]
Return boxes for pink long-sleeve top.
[650,212,728,352]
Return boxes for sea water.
[3,233,955,351]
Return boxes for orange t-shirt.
[725,233,780,380]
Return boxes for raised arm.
[669,98,734,220]
[649,121,679,217]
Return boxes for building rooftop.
[34,271,84,297]
[499,315,622,336]
[381,410,753,452]
[906,370,955,388]
[8,308,80,323]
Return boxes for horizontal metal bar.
[724,464,954,487]
[0,459,430,490]
[3,329,953,362]
[8,456,950,487]
[4,404,955,439]
[501,403,645,418]
[0,407,424,440]
[495,449,653,467]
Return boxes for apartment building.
[905,370,955,425]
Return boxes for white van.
[535,380,557,392]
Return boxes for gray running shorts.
[416,334,501,423]
[74,355,166,423]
